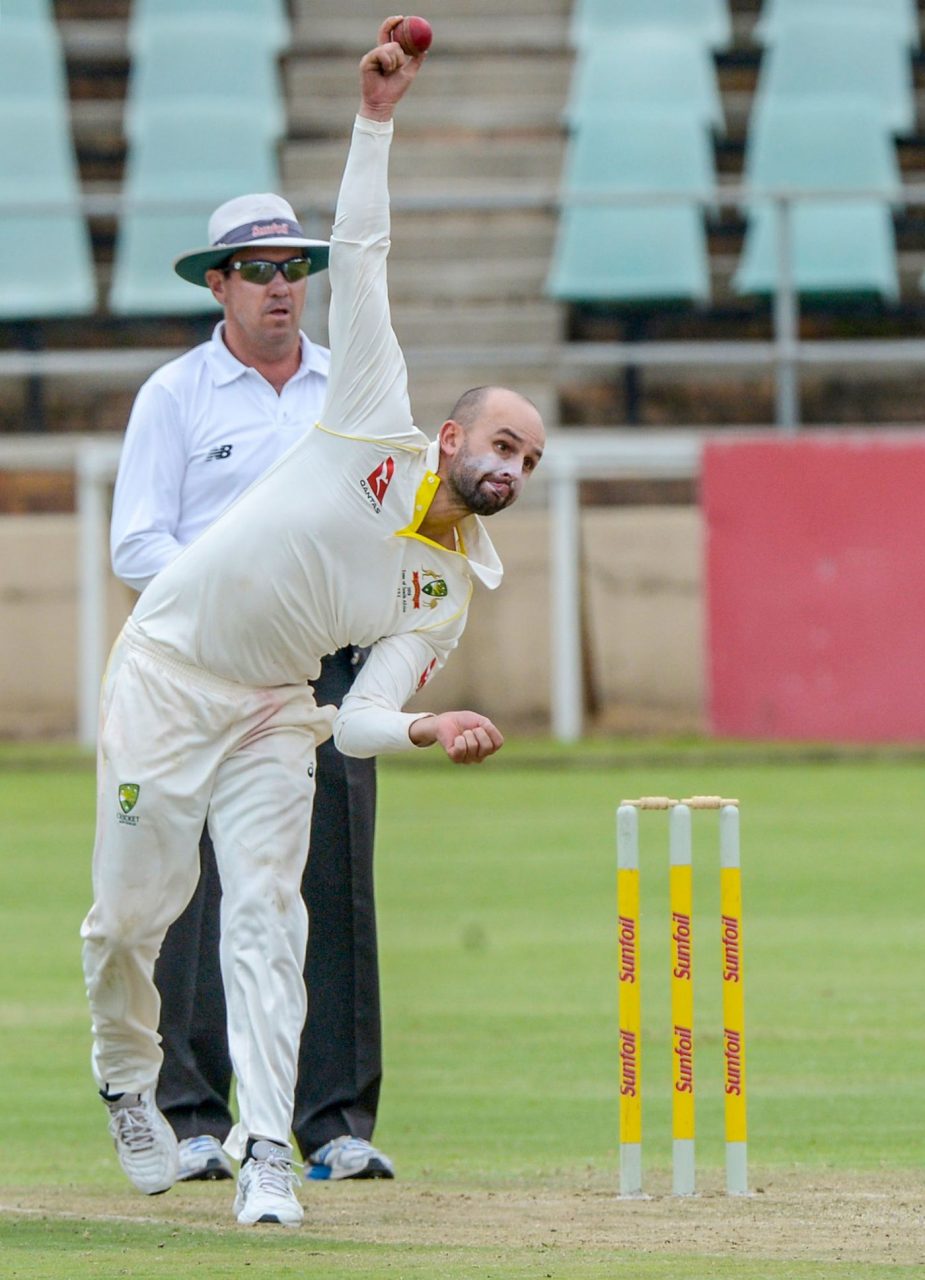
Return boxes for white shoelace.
[111,1104,158,1152]
[248,1152,299,1195]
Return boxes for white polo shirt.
[110,326,330,592]
[131,116,503,757]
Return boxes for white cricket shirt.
[110,325,330,592]
[131,116,503,756]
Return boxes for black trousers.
[153,648,380,1158]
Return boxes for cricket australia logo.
[360,457,395,513]
[399,568,448,612]
[117,783,140,826]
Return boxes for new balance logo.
[360,457,395,514]
[206,444,233,461]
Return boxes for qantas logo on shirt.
[206,444,233,461]
[360,457,395,513]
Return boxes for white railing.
[543,431,703,740]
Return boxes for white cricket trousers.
[80,621,334,1157]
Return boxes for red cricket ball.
[395,15,433,56]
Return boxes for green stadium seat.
[753,16,915,135]
[566,31,725,135]
[0,102,96,318]
[547,108,712,304]
[128,0,291,55]
[570,0,732,51]
[124,19,286,140]
[755,0,920,50]
[109,104,282,315]
[734,100,900,299]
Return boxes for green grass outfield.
[1,740,922,1278]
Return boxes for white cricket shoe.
[234,1139,303,1227]
[103,1089,179,1195]
[306,1135,395,1181]
[177,1134,234,1182]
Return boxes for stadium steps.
[394,300,562,348]
[290,13,570,55]
[286,53,572,135]
[283,136,564,199]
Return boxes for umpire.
[109,192,392,1184]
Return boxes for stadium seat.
[0,18,68,105]
[0,0,56,19]
[109,104,282,315]
[547,109,712,304]
[0,0,55,18]
[735,203,899,300]
[752,16,916,135]
[0,102,96,319]
[124,19,286,140]
[734,100,900,299]
[742,99,902,202]
[128,0,291,55]
[570,0,732,52]
[566,31,725,135]
[755,0,920,50]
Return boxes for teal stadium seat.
[0,0,55,19]
[756,0,920,50]
[566,31,725,135]
[124,19,286,140]
[547,108,713,305]
[0,101,96,318]
[734,99,900,300]
[0,17,68,105]
[753,15,916,135]
[570,0,732,51]
[128,0,291,55]
[110,104,283,315]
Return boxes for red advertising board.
[704,435,925,741]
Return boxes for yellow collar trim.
[394,471,467,556]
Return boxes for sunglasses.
[224,257,310,285]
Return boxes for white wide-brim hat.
[173,193,329,286]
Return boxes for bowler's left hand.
[410,710,504,763]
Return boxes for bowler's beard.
[447,443,515,516]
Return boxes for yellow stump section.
[617,866,642,1150]
[719,802,749,1195]
[616,800,644,1196]
[720,864,747,1143]
[669,801,695,1195]
[670,863,695,1139]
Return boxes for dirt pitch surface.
[3,1170,923,1265]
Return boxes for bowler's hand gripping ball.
[394,15,433,56]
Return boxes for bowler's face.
[447,392,545,516]
[207,246,308,357]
